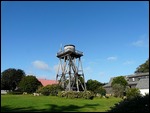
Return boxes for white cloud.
[32,60,51,71]
[84,66,93,73]
[132,35,149,47]
[107,56,117,61]
[132,40,145,47]
[99,72,105,76]
[123,60,134,65]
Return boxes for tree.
[135,59,149,73]
[111,76,128,88]
[112,84,125,97]
[19,75,42,93]
[86,79,103,93]
[1,68,25,91]
[111,76,128,97]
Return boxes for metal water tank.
[64,44,75,52]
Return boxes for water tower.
[56,44,86,91]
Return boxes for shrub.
[126,88,141,99]
[96,86,106,96]
[7,88,23,95]
[82,91,94,99]
[37,86,50,96]
[7,91,23,95]
[37,84,63,96]
[57,91,94,99]
[108,94,149,112]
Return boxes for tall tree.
[135,59,149,73]
[86,79,103,93]
[19,75,42,93]
[111,76,128,88]
[1,68,25,91]
[111,76,128,97]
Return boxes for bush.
[82,91,94,99]
[37,86,50,96]
[7,88,23,95]
[37,84,63,96]
[57,91,94,99]
[126,88,141,99]
[7,91,23,95]
[96,86,106,96]
[108,94,149,112]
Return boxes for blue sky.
[1,1,149,83]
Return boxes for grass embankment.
[1,94,122,112]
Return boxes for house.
[136,78,149,95]
[103,72,149,96]
[38,78,58,86]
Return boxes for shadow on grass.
[1,103,100,112]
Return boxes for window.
[132,78,135,81]
[138,78,140,80]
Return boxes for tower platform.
[57,49,83,59]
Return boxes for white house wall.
[140,89,149,96]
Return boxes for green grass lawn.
[1,94,122,112]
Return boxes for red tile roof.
[38,79,58,86]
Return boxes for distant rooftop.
[136,78,149,89]
[38,79,58,86]
[103,72,149,88]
